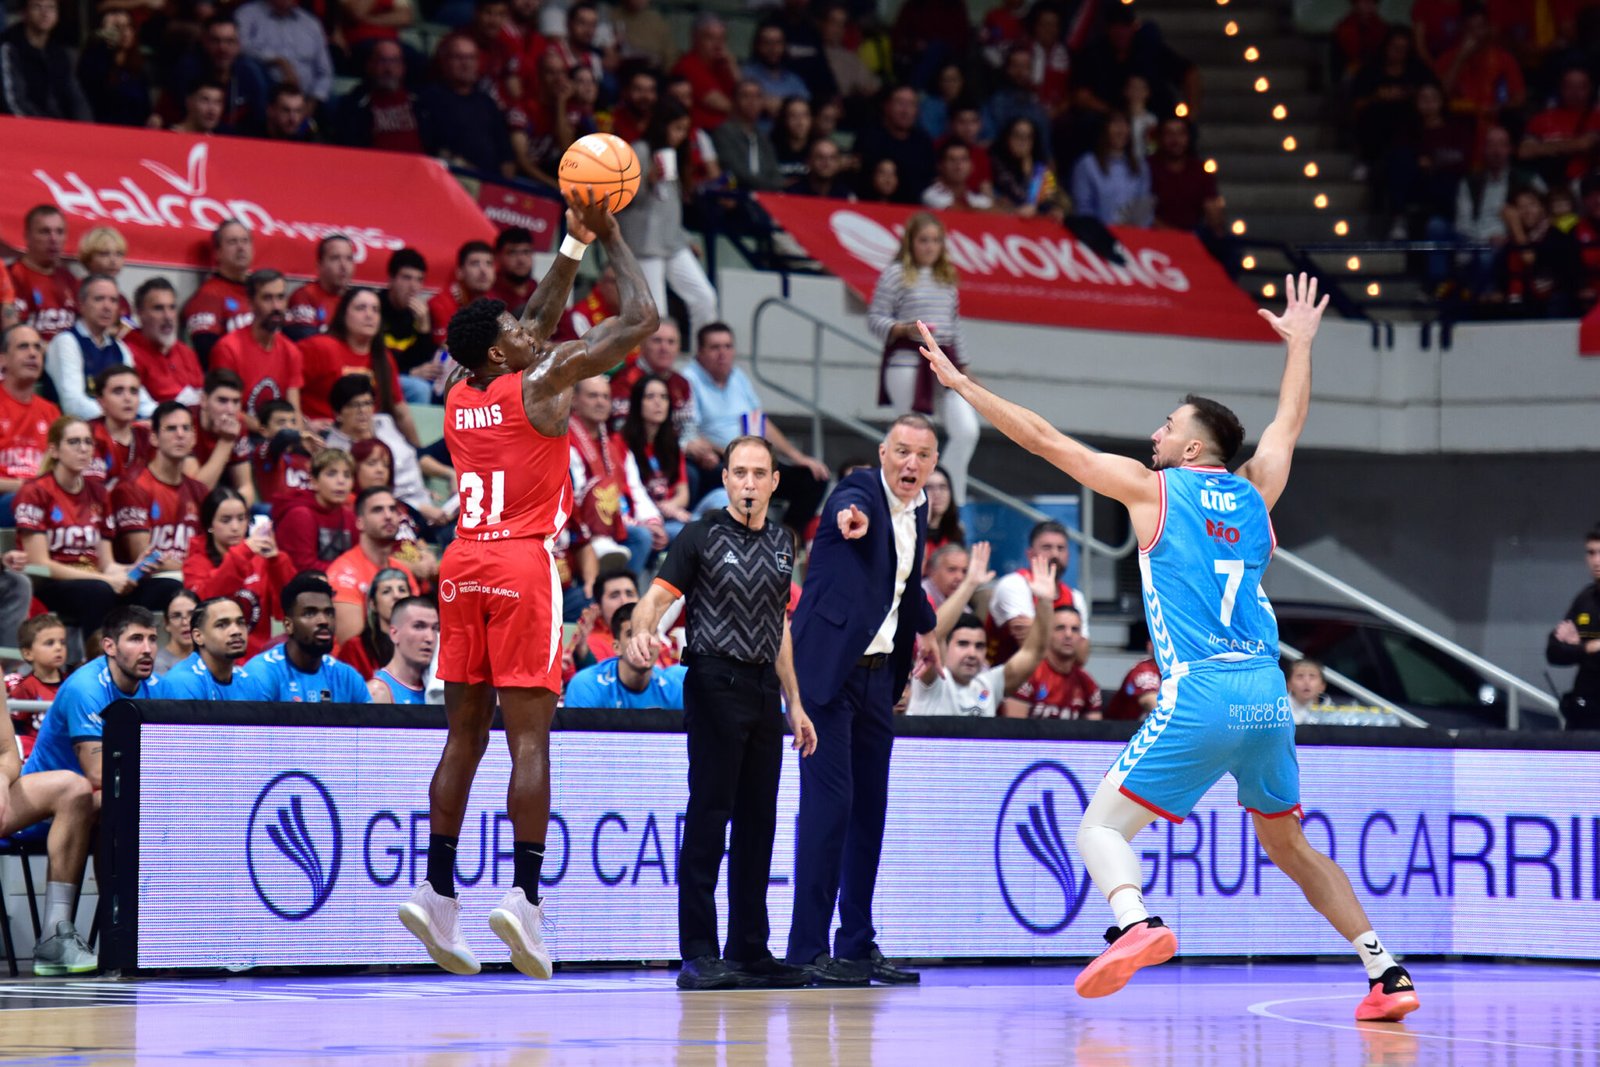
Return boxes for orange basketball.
[559,133,641,213]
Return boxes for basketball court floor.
[0,960,1592,1066]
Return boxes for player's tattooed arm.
[74,742,103,790]
[520,187,620,339]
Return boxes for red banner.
[476,180,563,252]
[0,116,495,288]
[754,194,1273,343]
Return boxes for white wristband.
[559,235,590,262]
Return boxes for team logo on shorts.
[246,770,343,921]
[440,579,456,603]
[994,760,1092,935]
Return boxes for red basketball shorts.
[436,536,563,691]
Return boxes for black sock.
[427,834,458,898]
[513,841,546,904]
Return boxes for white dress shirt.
[865,471,924,655]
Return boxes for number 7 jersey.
[444,372,573,541]
[1138,465,1279,676]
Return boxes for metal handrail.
[1279,641,1429,728]
[746,295,1142,581]
[1273,547,1559,729]
[745,296,1558,730]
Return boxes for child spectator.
[249,399,317,514]
[274,448,358,572]
[5,614,69,754]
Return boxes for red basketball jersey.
[110,467,208,562]
[445,372,572,541]
[13,475,112,566]
[87,419,155,485]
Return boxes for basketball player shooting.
[398,188,660,979]
[916,275,1419,1022]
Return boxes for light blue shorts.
[1104,658,1301,822]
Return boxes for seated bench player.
[159,596,254,699]
[235,573,371,703]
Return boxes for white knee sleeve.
[1076,777,1158,902]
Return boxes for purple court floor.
[0,960,1592,1065]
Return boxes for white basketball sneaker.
[398,883,481,975]
[488,888,553,979]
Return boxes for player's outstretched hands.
[1258,272,1330,345]
[565,185,617,244]
[786,704,818,757]
[916,320,968,389]
[1026,554,1058,602]
[837,503,869,539]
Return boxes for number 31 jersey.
[1138,465,1278,675]
[444,372,572,541]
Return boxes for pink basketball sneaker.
[1356,965,1420,1021]
[1074,917,1178,999]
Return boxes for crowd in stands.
[0,0,1224,238]
[1337,0,1600,316]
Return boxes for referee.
[629,435,819,992]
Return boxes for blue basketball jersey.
[1139,465,1278,675]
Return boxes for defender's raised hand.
[1258,272,1330,345]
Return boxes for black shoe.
[865,945,920,985]
[733,954,811,989]
[801,953,871,986]
[677,955,740,991]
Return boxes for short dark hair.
[24,204,63,232]
[151,399,192,433]
[387,247,427,278]
[246,269,284,298]
[456,240,493,268]
[391,595,437,626]
[355,485,396,516]
[134,276,177,311]
[317,233,353,260]
[258,398,295,423]
[950,613,984,638]
[1586,525,1600,543]
[1182,393,1245,464]
[696,321,734,350]
[282,572,335,615]
[78,273,118,303]
[329,372,376,414]
[104,605,159,641]
[723,434,776,467]
[193,595,244,631]
[95,363,142,396]
[936,139,971,166]
[1029,520,1069,547]
[1053,603,1083,619]
[598,568,638,597]
[495,227,533,251]
[1,324,40,350]
[268,83,305,106]
[445,297,508,371]
[204,368,244,395]
[610,601,637,635]
[211,218,248,248]
[17,613,65,650]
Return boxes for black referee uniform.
[653,508,795,971]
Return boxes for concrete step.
[1181,34,1322,68]
[1201,120,1339,151]
[1231,211,1382,243]
[1198,61,1314,94]
[1203,149,1359,182]
[1216,178,1368,213]
[1200,91,1327,128]
[1141,6,1283,38]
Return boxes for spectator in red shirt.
[335,565,413,679]
[209,269,305,429]
[1104,633,1161,722]
[672,14,738,131]
[0,324,61,525]
[1520,66,1600,186]
[1002,604,1101,719]
[611,67,656,144]
[510,47,585,188]
[274,448,358,572]
[339,0,415,54]
[126,279,203,406]
[299,288,415,442]
[182,218,255,364]
[620,374,691,539]
[184,368,256,504]
[330,39,423,152]
[1436,4,1525,129]
[609,319,699,438]
[15,415,135,638]
[249,398,317,513]
[1150,115,1225,235]
[111,401,210,607]
[182,485,296,656]
[8,205,78,342]
[327,487,429,643]
[426,240,496,349]
[285,234,356,341]
[1334,0,1390,77]
[489,226,537,310]
[6,614,68,749]
[86,365,154,487]
[936,104,995,195]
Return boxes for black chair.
[0,836,45,978]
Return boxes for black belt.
[686,651,773,673]
[857,653,889,670]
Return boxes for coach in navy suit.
[786,414,942,985]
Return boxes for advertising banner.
[132,726,1600,968]
[0,116,495,287]
[753,193,1274,343]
